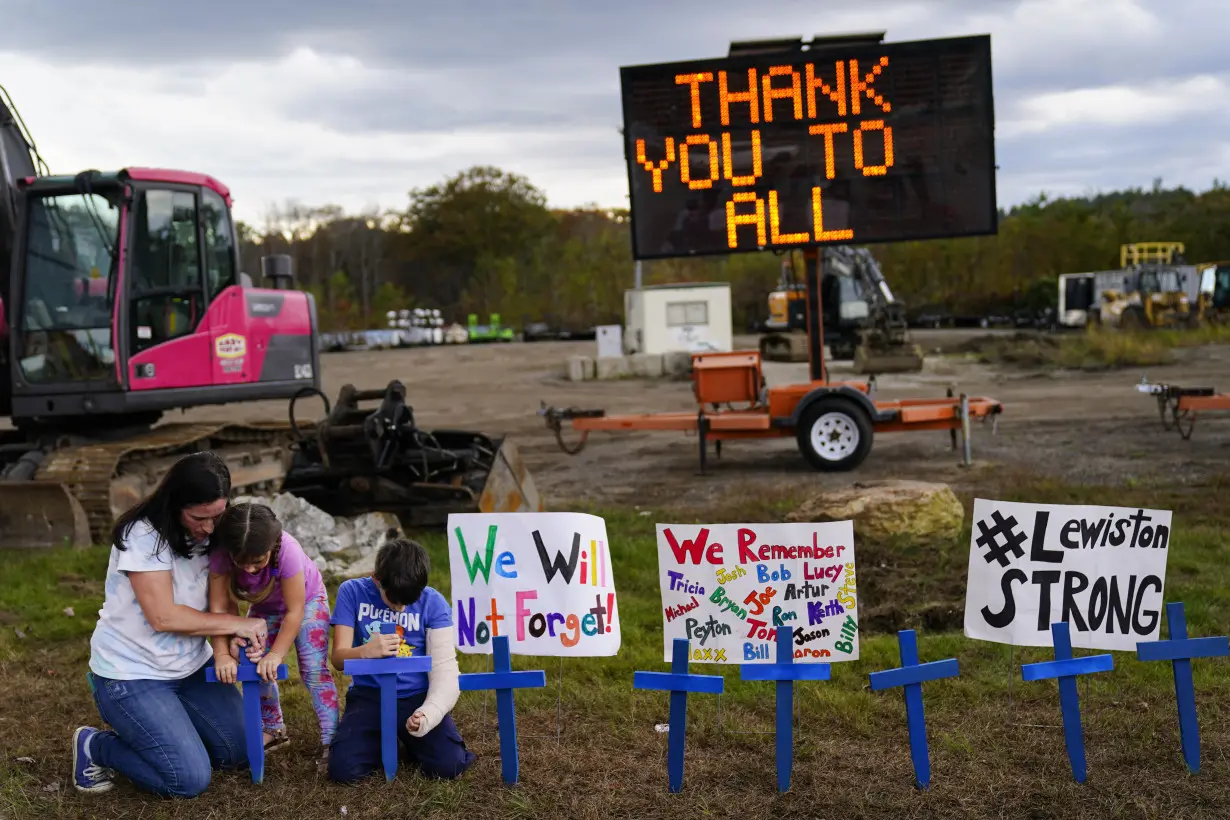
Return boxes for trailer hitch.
[538,403,605,455]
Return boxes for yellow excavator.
[1095,242,1194,330]
[759,246,924,374]
[1,84,540,549]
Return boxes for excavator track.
[31,421,296,545]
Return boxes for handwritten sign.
[655,522,858,664]
[964,499,1172,651]
[448,512,620,657]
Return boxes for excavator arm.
[824,246,923,374]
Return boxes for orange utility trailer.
[542,250,1003,473]
[1138,379,1230,439]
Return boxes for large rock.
[787,480,965,542]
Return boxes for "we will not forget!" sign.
[448,512,620,657]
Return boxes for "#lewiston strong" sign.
[964,499,1172,651]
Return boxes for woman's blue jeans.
[88,662,247,798]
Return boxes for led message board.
[619,34,997,260]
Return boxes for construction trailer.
[1058,270,1127,328]
[623,282,733,355]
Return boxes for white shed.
[623,283,733,356]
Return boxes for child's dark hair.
[213,502,284,604]
[374,535,429,607]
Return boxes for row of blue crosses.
[205,622,547,785]
[633,601,1228,792]
[205,602,1226,789]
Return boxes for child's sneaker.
[72,727,114,793]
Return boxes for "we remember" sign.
[654,521,858,664]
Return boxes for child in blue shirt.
[327,537,476,782]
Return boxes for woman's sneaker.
[72,727,115,793]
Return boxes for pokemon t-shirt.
[330,577,451,697]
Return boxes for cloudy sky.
[1,0,1225,225]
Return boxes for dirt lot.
[174,329,1230,508]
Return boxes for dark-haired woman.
[72,451,270,799]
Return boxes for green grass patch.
[956,325,1230,371]
[4,474,1230,817]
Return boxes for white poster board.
[655,522,858,663]
[595,325,622,359]
[448,512,620,656]
[964,499,1172,651]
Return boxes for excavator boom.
[759,246,924,373]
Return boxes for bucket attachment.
[853,341,925,375]
[759,332,809,362]
[282,380,546,527]
[0,480,92,549]
[478,438,544,513]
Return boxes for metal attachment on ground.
[1135,380,1217,440]
[959,394,972,467]
[947,386,958,450]
[538,403,603,455]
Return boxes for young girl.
[208,502,339,772]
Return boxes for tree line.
[236,167,1230,332]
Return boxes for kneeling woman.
[72,451,271,798]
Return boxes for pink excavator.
[0,85,539,548]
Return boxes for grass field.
[959,325,1230,370]
[2,473,1229,819]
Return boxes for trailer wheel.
[796,396,874,472]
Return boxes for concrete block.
[566,355,594,381]
[662,351,693,378]
[595,356,630,380]
[628,353,664,378]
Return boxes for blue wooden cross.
[1135,601,1230,774]
[1020,620,1114,783]
[205,649,288,784]
[343,622,433,781]
[867,629,959,790]
[633,638,724,793]
[739,626,830,792]
[458,635,546,786]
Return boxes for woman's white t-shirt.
[88,519,214,681]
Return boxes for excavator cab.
[5,169,321,426]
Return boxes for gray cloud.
[1,0,1226,210]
